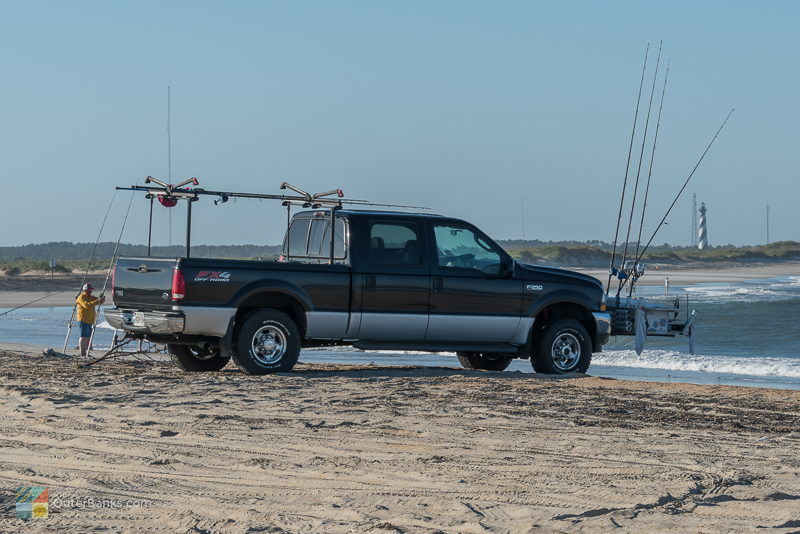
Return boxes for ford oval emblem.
[162,292,170,300]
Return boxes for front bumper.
[105,308,185,334]
[592,311,611,350]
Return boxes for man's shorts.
[78,321,93,337]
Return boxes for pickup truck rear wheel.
[457,352,513,371]
[167,345,230,372]
[532,318,592,374]
[232,309,300,375]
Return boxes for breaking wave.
[681,275,800,303]
[594,350,800,379]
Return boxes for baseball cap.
[82,283,94,291]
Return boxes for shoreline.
[2,262,800,308]
[581,261,800,286]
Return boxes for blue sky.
[1,1,797,248]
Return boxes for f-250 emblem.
[194,271,232,282]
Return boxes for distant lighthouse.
[698,202,708,250]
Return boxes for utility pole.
[766,203,770,244]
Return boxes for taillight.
[171,268,186,301]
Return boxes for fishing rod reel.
[144,176,199,207]
[624,259,646,293]
[608,259,646,300]
[280,182,345,209]
[609,259,644,282]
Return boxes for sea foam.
[594,349,800,378]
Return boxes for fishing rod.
[629,59,671,297]
[617,41,663,298]
[617,108,735,295]
[62,189,118,353]
[606,43,650,296]
[86,186,138,358]
[0,291,70,318]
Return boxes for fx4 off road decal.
[194,271,232,282]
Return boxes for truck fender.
[525,290,596,320]
[226,279,313,312]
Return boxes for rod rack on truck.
[117,177,428,262]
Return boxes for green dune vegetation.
[1,241,798,275]
[506,240,800,267]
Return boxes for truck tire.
[232,309,300,375]
[456,352,514,371]
[167,344,230,372]
[531,318,592,374]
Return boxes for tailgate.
[113,257,178,310]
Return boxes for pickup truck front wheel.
[232,309,301,375]
[457,352,514,371]
[532,318,592,374]
[167,345,230,372]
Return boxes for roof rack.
[116,178,428,263]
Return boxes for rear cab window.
[282,213,348,263]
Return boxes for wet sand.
[1,345,798,533]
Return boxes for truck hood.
[515,262,603,289]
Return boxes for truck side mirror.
[503,258,514,277]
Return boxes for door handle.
[365,275,376,289]
[432,277,443,292]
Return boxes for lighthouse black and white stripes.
[698,202,708,249]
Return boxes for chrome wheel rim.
[551,332,581,371]
[251,325,286,365]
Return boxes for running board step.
[352,342,520,354]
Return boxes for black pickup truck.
[106,209,612,375]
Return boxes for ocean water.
[1,275,799,390]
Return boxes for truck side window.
[433,224,502,274]
[369,222,421,266]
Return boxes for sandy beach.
[2,263,800,309]
[1,344,798,533]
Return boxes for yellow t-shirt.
[76,293,100,324]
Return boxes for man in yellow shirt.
[76,283,105,355]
